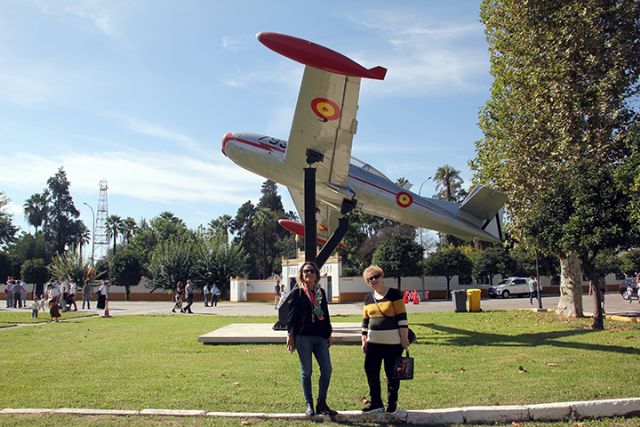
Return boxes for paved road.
[9,293,632,317]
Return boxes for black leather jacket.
[287,287,332,338]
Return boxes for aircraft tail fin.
[459,185,507,241]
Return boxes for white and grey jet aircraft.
[222,32,506,244]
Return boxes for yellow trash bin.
[466,288,481,312]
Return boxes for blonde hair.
[363,265,384,284]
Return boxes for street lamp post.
[418,177,432,299]
[83,202,96,267]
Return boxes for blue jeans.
[295,334,332,404]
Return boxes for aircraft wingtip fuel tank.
[222,33,506,244]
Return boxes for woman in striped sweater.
[361,265,410,414]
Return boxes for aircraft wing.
[288,187,339,238]
[285,66,360,188]
[257,32,386,189]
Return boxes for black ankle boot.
[305,402,315,416]
[316,399,337,416]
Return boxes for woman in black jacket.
[286,262,337,417]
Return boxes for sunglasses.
[302,269,316,274]
[367,273,381,283]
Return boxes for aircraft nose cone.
[221,132,234,156]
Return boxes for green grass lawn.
[0,310,638,414]
[0,310,96,326]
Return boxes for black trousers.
[364,342,403,405]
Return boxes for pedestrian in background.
[203,283,210,307]
[528,275,539,305]
[82,279,92,310]
[172,280,185,313]
[211,283,221,307]
[184,279,194,314]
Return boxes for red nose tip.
[221,132,234,156]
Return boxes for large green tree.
[21,258,49,296]
[0,192,18,247]
[44,168,83,254]
[524,160,632,328]
[424,245,472,300]
[371,229,424,290]
[110,249,142,301]
[471,0,640,319]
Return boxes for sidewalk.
[2,397,639,424]
[53,294,640,317]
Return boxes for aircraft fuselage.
[222,132,500,242]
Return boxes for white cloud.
[0,151,263,206]
[32,0,121,37]
[345,10,489,97]
[221,35,253,53]
[0,66,63,107]
[117,116,208,156]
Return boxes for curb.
[1,398,639,424]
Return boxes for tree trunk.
[125,285,130,301]
[446,277,451,300]
[556,251,584,317]
[590,276,605,330]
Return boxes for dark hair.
[297,262,320,285]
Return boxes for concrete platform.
[198,322,362,345]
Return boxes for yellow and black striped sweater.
[362,288,408,345]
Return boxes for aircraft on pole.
[222,32,506,246]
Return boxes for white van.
[487,277,530,298]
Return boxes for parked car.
[488,277,530,298]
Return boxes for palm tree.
[396,177,412,189]
[208,214,234,242]
[23,192,49,234]
[252,208,275,279]
[121,217,137,243]
[105,214,124,255]
[433,164,464,202]
[73,222,91,259]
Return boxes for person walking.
[528,275,539,305]
[286,262,337,417]
[82,279,92,310]
[97,280,111,317]
[361,265,410,415]
[172,281,185,313]
[203,283,210,307]
[274,281,281,309]
[184,280,194,314]
[210,283,221,307]
[5,279,14,308]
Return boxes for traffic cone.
[403,290,409,304]
[412,290,419,305]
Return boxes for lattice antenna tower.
[94,180,109,259]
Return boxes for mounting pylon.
[94,180,109,259]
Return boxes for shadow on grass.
[416,322,640,356]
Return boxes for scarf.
[301,284,324,322]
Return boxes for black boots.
[305,402,315,416]
[316,399,337,416]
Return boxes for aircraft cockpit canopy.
[351,157,391,182]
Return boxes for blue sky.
[1,0,491,241]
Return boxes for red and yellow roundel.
[396,192,413,208]
[311,98,341,121]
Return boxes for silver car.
[488,277,530,298]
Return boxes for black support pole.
[303,167,317,264]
